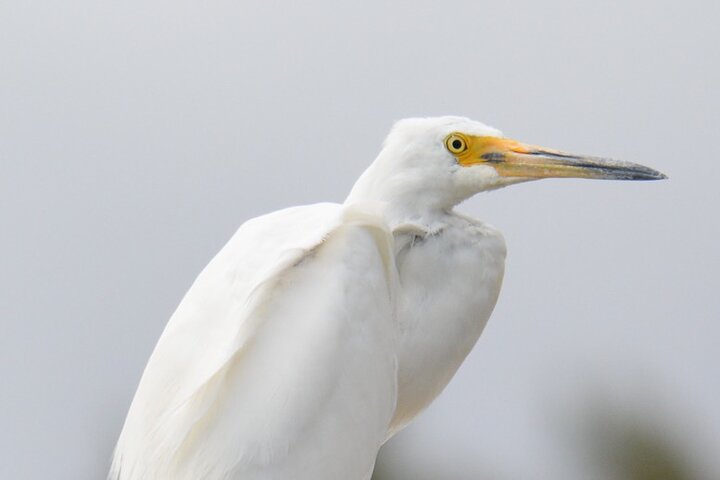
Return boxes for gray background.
[2,1,718,479]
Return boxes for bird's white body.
[111,202,505,480]
[111,117,663,480]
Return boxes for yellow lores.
[445,133,666,181]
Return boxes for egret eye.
[445,134,467,154]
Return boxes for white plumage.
[111,116,664,480]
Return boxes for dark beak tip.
[607,168,667,181]
[646,170,668,181]
[627,165,667,181]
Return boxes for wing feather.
[111,202,398,480]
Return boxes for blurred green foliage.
[372,401,704,480]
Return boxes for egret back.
[111,203,398,480]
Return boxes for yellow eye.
[445,134,467,154]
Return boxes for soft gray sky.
[1,1,718,479]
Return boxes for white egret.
[110,116,665,480]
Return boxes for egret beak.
[456,136,667,181]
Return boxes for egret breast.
[388,215,506,435]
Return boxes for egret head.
[346,116,665,214]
